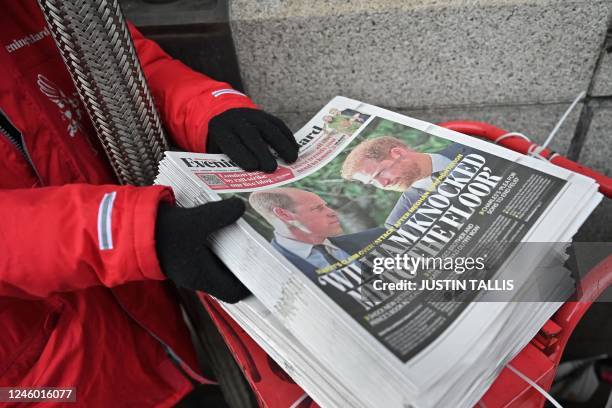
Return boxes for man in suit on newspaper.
[248,187,383,281]
[341,135,473,227]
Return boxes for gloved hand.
[155,197,249,303]
[207,108,299,173]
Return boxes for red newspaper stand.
[200,121,612,408]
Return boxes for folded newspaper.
[156,97,602,407]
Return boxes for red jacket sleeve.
[0,184,172,298]
[128,23,258,153]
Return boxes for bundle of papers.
[156,97,602,407]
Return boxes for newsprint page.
[168,97,568,362]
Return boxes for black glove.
[155,198,249,303]
[207,108,299,173]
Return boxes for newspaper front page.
[166,97,568,362]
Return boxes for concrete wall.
[231,0,609,108]
[230,0,612,240]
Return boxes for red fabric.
[0,0,258,405]
[128,23,258,152]
[0,185,170,299]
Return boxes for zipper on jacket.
[0,108,43,185]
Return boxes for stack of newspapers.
[156,97,602,407]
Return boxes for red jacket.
[0,1,256,406]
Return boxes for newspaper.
[157,96,602,407]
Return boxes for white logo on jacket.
[37,74,84,137]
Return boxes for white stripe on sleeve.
[211,88,246,98]
[97,191,117,250]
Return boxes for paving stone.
[592,47,612,97]
[580,103,612,177]
[571,102,612,242]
